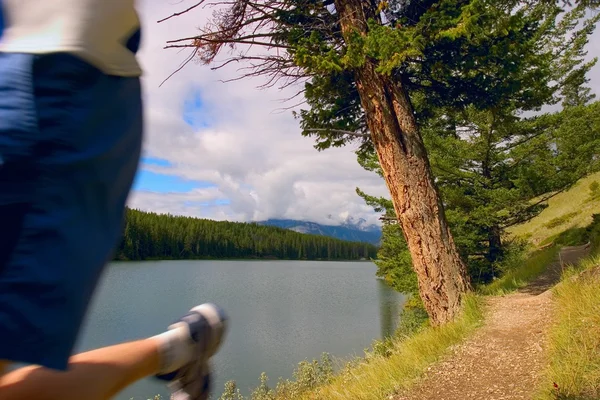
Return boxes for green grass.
[543,212,580,230]
[509,172,600,246]
[298,295,483,400]
[479,245,558,295]
[542,227,590,247]
[536,253,600,400]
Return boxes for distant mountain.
[339,216,381,233]
[259,219,382,245]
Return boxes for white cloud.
[129,0,386,226]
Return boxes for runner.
[0,2,227,399]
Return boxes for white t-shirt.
[0,0,142,77]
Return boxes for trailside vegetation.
[537,215,600,399]
[113,208,377,261]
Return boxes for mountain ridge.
[259,218,382,245]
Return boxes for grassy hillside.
[509,172,600,246]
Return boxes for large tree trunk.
[334,0,471,324]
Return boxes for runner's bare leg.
[0,339,160,400]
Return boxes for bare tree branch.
[165,40,290,50]
[159,48,199,87]
[305,128,370,138]
[157,1,206,23]
[166,32,277,45]
[158,0,343,86]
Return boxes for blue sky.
[182,91,213,129]
[133,87,213,194]
[133,156,216,193]
[131,89,218,195]
[133,157,232,208]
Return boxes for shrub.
[543,212,579,229]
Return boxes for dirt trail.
[394,244,590,400]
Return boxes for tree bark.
[334,0,471,324]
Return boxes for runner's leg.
[0,303,227,400]
[0,339,160,400]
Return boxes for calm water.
[75,260,405,399]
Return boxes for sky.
[129,0,600,226]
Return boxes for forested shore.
[113,208,378,261]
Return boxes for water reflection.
[377,278,401,337]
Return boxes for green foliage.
[366,295,428,359]
[510,172,600,245]
[250,373,275,400]
[551,214,600,248]
[368,336,395,359]
[422,99,600,270]
[277,353,334,397]
[589,214,600,253]
[589,181,600,201]
[220,381,245,400]
[373,224,418,293]
[114,208,377,261]
[393,295,430,340]
[543,212,579,229]
[480,245,558,295]
[296,72,368,152]
[219,354,334,400]
[549,226,590,247]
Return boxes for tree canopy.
[355,3,600,287]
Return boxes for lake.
[75,260,405,399]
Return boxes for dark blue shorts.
[0,52,143,370]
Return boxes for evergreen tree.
[357,3,600,287]
[113,208,378,261]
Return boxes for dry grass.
[509,172,600,246]
[536,254,600,399]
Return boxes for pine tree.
[357,3,600,286]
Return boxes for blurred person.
[0,1,227,399]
